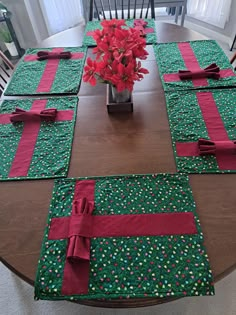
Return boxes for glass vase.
[111,85,131,103]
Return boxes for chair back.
[230,52,236,71]
[0,51,14,96]
[89,0,155,21]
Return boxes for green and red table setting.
[0,97,78,180]
[165,89,236,173]
[82,18,157,46]
[154,40,236,91]
[4,47,87,96]
[35,173,214,301]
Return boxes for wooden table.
[0,22,236,308]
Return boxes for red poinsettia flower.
[111,62,136,92]
[92,29,105,42]
[83,19,149,91]
[83,57,98,86]
[134,61,149,80]
[101,19,126,33]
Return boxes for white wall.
[1,0,48,48]
[186,0,236,43]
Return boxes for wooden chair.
[0,50,14,96]
[230,51,236,71]
[88,0,155,21]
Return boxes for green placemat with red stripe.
[82,19,157,46]
[0,97,77,180]
[154,40,236,91]
[4,47,87,96]
[165,89,236,173]
[35,173,214,301]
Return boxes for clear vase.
[111,85,131,103]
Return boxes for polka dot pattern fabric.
[0,97,78,180]
[4,47,87,96]
[35,174,214,301]
[154,40,236,92]
[165,89,236,173]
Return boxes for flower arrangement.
[83,19,149,92]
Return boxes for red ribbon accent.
[37,51,72,61]
[198,138,236,155]
[10,107,57,123]
[134,19,154,36]
[67,197,95,262]
[178,63,220,80]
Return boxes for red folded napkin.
[178,63,220,80]
[134,19,148,28]
[198,138,236,155]
[67,197,95,262]
[133,19,154,36]
[10,107,57,123]
[37,51,72,61]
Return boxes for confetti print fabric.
[4,47,87,96]
[0,97,78,180]
[82,19,157,46]
[35,174,214,301]
[154,40,236,91]
[165,89,236,173]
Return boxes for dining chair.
[230,51,236,71]
[88,0,155,21]
[0,50,14,96]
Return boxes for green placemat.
[165,89,236,173]
[35,173,214,301]
[82,19,157,46]
[4,47,87,96]
[154,40,236,91]
[0,97,78,180]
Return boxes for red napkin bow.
[134,19,149,36]
[37,51,72,61]
[178,63,220,80]
[10,107,57,123]
[67,197,95,262]
[198,138,236,155]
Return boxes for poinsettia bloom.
[93,40,112,60]
[92,29,105,42]
[83,20,149,90]
[83,57,98,86]
[111,62,136,92]
[101,19,126,33]
[134,61,149,80]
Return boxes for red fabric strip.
[163,69,235,83]
[196,92,229,141]
[55,110,74,121]
[177,42,208,86]
[216,152,236,170]
[71,52,84,60]
[144,27,154,34]
[61,180,95,295]
[86,31,95,36]
[0,114,11,124]
[176,142,199,157]
[8,100,47,177]
[49,212,197,240]
[36,48,64,92]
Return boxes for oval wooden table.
[1,22,236,308]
